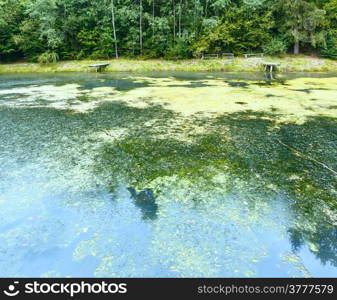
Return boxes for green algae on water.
[0,72,336,277]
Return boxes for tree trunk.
[293,27,300,55]
[205,0,209,17]
[140,0,143,55]
[173,0,176,42]
[178,0,182,39]
[111,0,118,59]
[294,40,300,55]
[152,0,155,37]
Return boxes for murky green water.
[0,72,336,277]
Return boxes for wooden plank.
[263,62,279,73]
[89,64,108,67]
[222,53,235,59]
[244,53,264,58]
[88,63,110,72]
[201,54,220,60]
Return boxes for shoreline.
[1,57,337,74]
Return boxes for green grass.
[1,56,337,73]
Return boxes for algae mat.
[0,72,336,277]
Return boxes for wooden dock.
[263,62,279,73]
[88,63,110,72]
[244,53,264,59]
[201,54,220,60]
[222,53,235,59]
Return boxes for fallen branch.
[277,139,337,176]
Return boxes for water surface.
[0,72,336,277]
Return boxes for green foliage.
[275,0,327,53]
[321,30,337,59]
[263,38,287,56]
[77,28,117,59]
[324,0,337,27]
[0,0,24,61]
[13,19,46,62]
[0,0,337,61]
[165,39,192,59]
[38,51,59,64]
[193,6,273,56]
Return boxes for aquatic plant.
[0,72,336,277]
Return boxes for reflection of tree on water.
[289,225,337,267]
[1,73,337,276]
[99,107,337,269]
[128,187,158,220]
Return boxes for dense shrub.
[38,51,59,64]
[77,28,117,59]
[263,38,287,56]
[165,40,192,59]
[320,30,337,59]
[193,7,273,56]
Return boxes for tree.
[139,0,143,55]
[0,0,335,61]
[277,0,326,54]
[111,0,119,58]
[324,0,337,29]
[0,0,24,61]
[321,0,337,59]
[193,5,273,56]
[26,0,64,50]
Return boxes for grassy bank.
[1,56,337,73]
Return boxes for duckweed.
[0,72,336,277]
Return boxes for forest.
[0,0,337,63]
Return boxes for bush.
[193,7,273,56]
[77,28,117,59]
[38,51,59,64]
[263,38,287,56]
[320,31,337,60]
[165,39,192,59]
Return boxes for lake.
[0,72,336,277]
